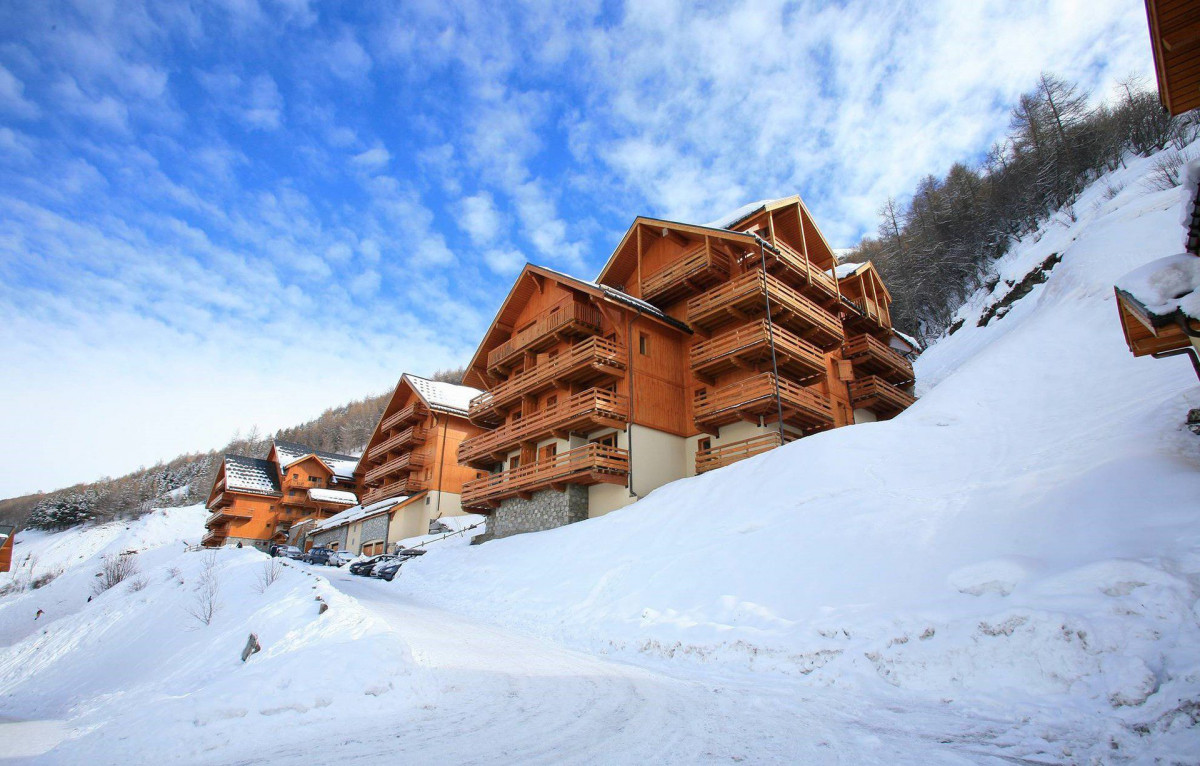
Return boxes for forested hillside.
[0,367,466,530]
[851,74,1199,339]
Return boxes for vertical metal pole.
[757,237,787,444]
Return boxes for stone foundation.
[489,485,588,539]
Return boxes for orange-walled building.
[0,524,14,573]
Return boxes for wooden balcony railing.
[461,444,629,509]
[201,529,227,547]
[693,372,834,431]
[207,491,229,510]
[848,375,915,417]
[690,319,826,382]
[641,242,732,304]
[363,451,426,485]
[380,400,429,433]
[361,476,429,505]
[469,337,626,425]
[757,240,840,301]
[205,503,253,523]
[459,388,629,467]
[367,425,429,461]
[840,293,891,329]
[841,333,914,384]
[487,299,603,372]
[686,271,844,348]
[695,432,795,475]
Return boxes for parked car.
[303,547,335,565]
[374,558,404,581]
[349,554,394,577]
[328,551,356,567]
[270,545,301,559]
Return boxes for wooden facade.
[460,196,917,519]
[0,524,13,573]
[1145,0,1200,115]
[202,442,360,549]
[356,373,484,513]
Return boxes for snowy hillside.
[392,150,1200,759]
[0,507,418,762]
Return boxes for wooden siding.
[1146,0,1200,115]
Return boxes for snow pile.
[396,149,1200,759]
[1117,252,1200,320]
[0,506,419,762]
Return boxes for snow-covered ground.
[2,148,1199,763]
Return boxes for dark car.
[304,547,335,565]
[349,554,394,576]
[374,558,404,581]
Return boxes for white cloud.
[0,64,39,119]
[325,29,372,82]
[483,247,526,274]
[352,144,391,172]
[458,192,502,245]
[243,74,284,130]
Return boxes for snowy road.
[243,567,1024,766]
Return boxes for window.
[697,437,711,453]
[545,394,557,408]
[539,443,558,462]
[694,386,707,401]
[591,433,618,449]
[511,410,523,424]
[425,496,431,505]
[509,455,521,471]
[638,332,650,356]
[291,473,298,479]
[547,348,559,360]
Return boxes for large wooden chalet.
[459,195,917,538]
[0,523,13,573]
[202,440,360,550]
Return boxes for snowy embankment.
[0,507,418,762]
[396,150,1200,755]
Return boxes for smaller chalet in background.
[316,373,484,554]
[0,524,14,573]
[202,440,360,550]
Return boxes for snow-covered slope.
[395,151,1200,758]
[0,507,418,762]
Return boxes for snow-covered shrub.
[93,553,138,595]
[186,552,220,625]
[31,568,61,589]
[1144,149,1190,191]
[255,560,282,593]
[127,576,148,593]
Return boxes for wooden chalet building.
[202,440,360,550]
[341,373,485,548]
[1112,1,1200,381]
[459,195,917,539]
[0,523,13,573]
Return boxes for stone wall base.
[489,485,588,539]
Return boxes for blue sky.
[0,0,1152,498]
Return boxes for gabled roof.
[312,495,409,533]
[307,488,358,505]
[224,455,282,496]
[403,373,481,417]
[0,523,14,542]
[595,216,757,289]
[464,263,691,389]
[833,260,893,302]
[272,440,360,481]
[703,196,798,230]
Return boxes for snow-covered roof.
[0,524,13,542]
[273,440,360,481]
[1116,252,1200,322]
[534,264,691,333]
[224,455,282,496]
[703,197,790,230]
[403,374,481,417]
[829,262,867,279]
[307,488,358,505]
[890,329,922,353]
[312,496,407,533]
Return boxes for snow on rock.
[393,147,1200,759]
[0,506,419,762]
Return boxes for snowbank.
[393,148,1200,759]
[0,506,419,762]
[1117,252,1200,320]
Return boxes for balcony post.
[755,234,787,442]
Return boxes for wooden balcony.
[487,299,604,373]
[459,388,629,468]
[695,432,795,475]
[756,240,840,303]
[469,337,627,425]
[207,491,229,510]
[686,271,844,349]
[641,242,732,304]
[363,451,427,485]
[690,319,827,383]
[841,333,914,384]
[201,529,227,547]
[848,375,916,418]
[206,504,252,523]
[693,372,834,431]
[840,294,891,330]
[380,400,429,432]
[367,425,429,461]
[461,444,629,510]
[361,476,429,505]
